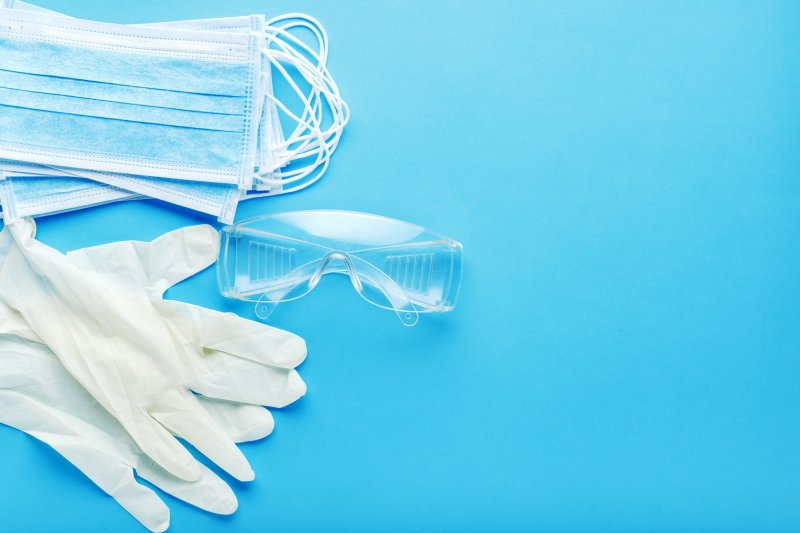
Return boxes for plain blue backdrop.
[0,0,799,531]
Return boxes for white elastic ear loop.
[264,16,346,164]
[261,49,325,173]
[264,17,329,160]
[263,77,344,188]
[264,31,342,164]
[265,14,330,149]
[258,15,349,193]
[266,14,329,66]
[260,67,347,190]
[264,55,328,155]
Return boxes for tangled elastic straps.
[248,14,349,197]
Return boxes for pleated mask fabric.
[0,172,139,220]
[0,8,264,187]
[0,2,348,222]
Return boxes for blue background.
[1,0,799,530]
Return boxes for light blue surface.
[1,0,799,530]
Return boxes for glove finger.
[205,321,307,369]
[0,339,169,531]
[0,402,171,532]
[98,462,171,533]
[192,351,306,408]
[197,397,275,442]
[26,434,170,533]
[149,392,255,482]
[124,410,203,483]
[162,300,307,369]
[135,455,237,516]
[0,340,233,526]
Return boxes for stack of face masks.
[0,1,348,223]
[0,218,308,531]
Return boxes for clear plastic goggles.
[217,210,463,326]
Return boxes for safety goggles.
[217,211,463,325]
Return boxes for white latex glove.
[66,226,307,409]
[0,222,288,531]
[0,333,274,532]
[0,219,306,483]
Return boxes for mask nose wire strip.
[250,14,349,196]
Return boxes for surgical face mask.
[9,0,348,188]
[40,167,242,222]
[0,8,264,187]
[0,173,139,220]
[0,159,242,222]
[2,3,348,221]
[217,211,463,326]
[0,4,258,222]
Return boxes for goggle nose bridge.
[309,251,363,293]
[255,248,420,326]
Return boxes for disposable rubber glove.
[0,219,307,482]
[65,225,307,411]
[0,225,289,531]
[0,332,275,532]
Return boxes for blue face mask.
[0,3,265,223]
[0,8,264,188]
[0,173,139,221]
[51,167,242,222]
[0,3,349,223]
[0,160,242,222]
